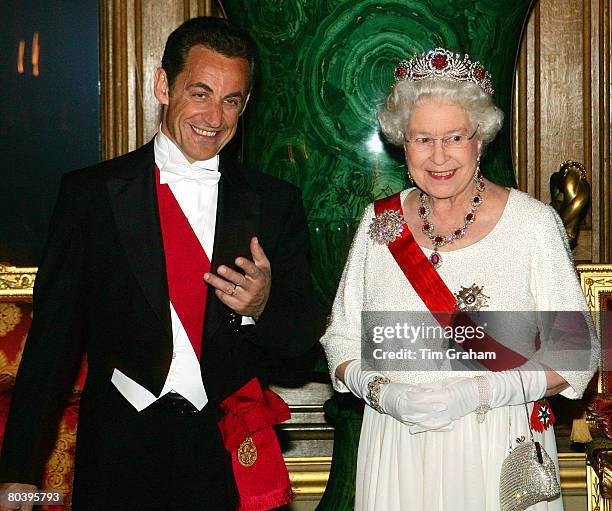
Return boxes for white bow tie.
[159,162,221,186]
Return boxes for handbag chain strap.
[518,371,535,443]
[518,371,544,464]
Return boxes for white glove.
[342,360,452,429]
[406,360,548,433]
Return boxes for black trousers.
[71,386,237,511]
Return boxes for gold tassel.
[570,412,592,443]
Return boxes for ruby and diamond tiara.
[394,47,494,96]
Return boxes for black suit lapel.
[106,142,171,334]
[203,155,260,341]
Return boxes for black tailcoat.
[0,141,318,505]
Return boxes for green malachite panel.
[318,395,365,509]
[224,0,534,306]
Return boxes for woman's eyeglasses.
[404,125,479,152]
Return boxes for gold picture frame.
[577,264,612,511]
[578,263,612,396]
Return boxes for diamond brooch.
[368,210,405,245]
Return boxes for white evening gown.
[321,188,599,511]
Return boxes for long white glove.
[407,360,548,433]
[342,360,452,429]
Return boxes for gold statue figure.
[549,160,591,249]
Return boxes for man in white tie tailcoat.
[0,17,318,511]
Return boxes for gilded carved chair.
[0,264,87,511]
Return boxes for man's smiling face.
[155,45,250,163]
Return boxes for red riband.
[218,378,293,511]
[374,192,527,371]
[156,166,210,360]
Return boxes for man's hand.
[204,237,271,319]
[0,483,37,511]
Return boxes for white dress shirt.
[111,129,220,411]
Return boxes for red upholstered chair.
[0,291,87,511]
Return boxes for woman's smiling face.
[403,98,482,200]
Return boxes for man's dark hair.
[162,16,256,90]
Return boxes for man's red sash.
[156,167,293,509]
[219,378,293,511]
[374,192,527,371]
[156,166,209,360]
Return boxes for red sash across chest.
[155,167,293,509]
[374,192,527,371]
[155,165,210,360]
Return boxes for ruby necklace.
[417,172,486,269]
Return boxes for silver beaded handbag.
[499,375,561,511]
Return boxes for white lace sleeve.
[529,205,600,399]
[320,204,374,392]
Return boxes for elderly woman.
[320,48,599,511]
